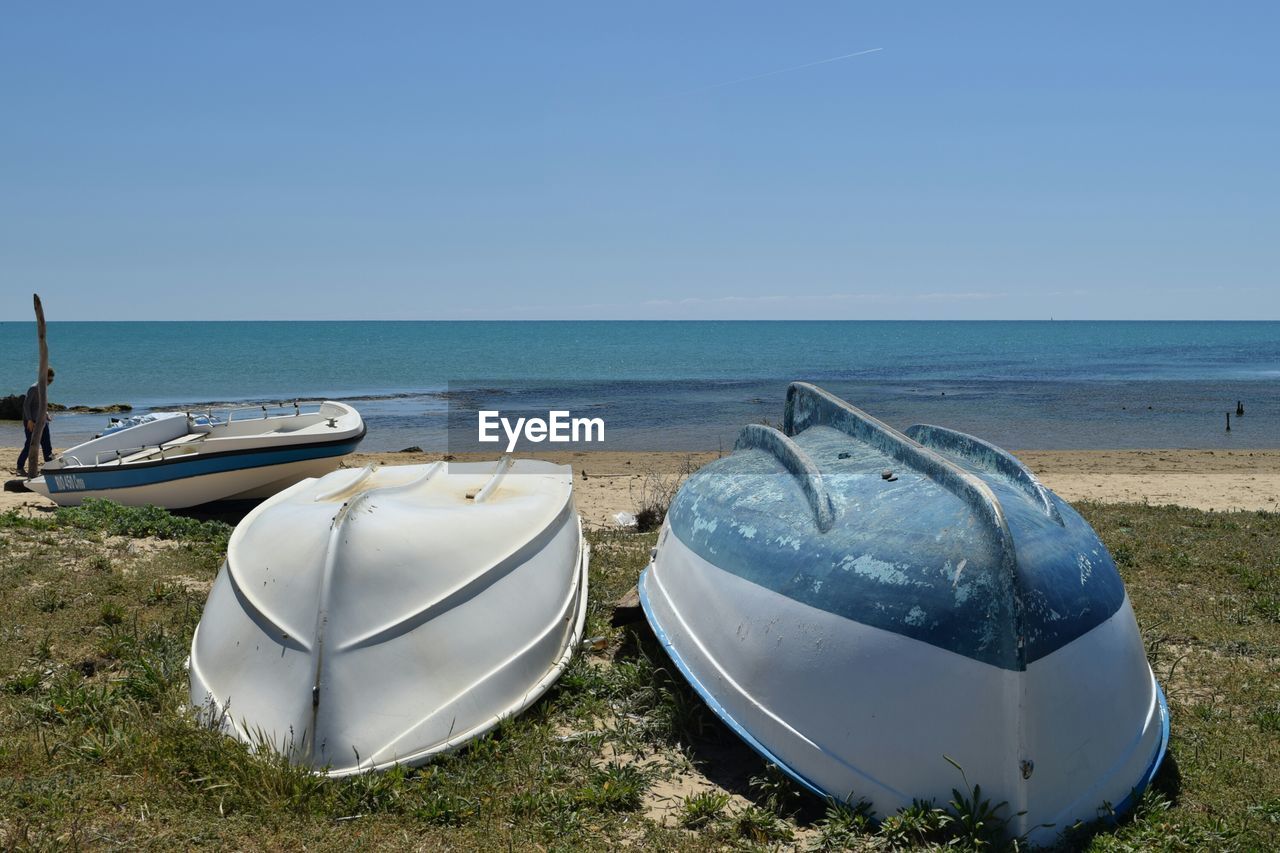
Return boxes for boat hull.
[27,437,361,508]
[27,400,364,508]
[642,501,1168,845]
[189,460,589,775]
[640,383,1170,846]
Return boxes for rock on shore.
[0,394,131,419]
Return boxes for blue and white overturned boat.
[26,401,364,508]
[640,383,1167,845]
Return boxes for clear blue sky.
[2,2,1276,320]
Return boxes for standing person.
[17,367,55,473]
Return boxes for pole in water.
[1226,412,1231,432]
[1236,401,1244,417]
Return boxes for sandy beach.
[4,446,1278,521]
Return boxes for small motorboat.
[189,457,589,775]
[641,383,1167,845]
[26,401,364,508]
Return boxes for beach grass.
[0,503,1277,850]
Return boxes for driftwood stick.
[25,294,49,479]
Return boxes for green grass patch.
[54,499,232,545]
[0,507,56,532]
[0,502,1276,849]
[678,789,730,829]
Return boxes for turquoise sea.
[1,321,1276,452]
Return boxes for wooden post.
[24,294,49,479]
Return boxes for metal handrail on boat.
[70,445,150,466]
[89,437,205,466]
[55,433,210,468]
[197,400,326,424]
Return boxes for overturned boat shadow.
[615,623,831,826]
[173,499,263,526]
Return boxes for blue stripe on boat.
[44,437,362,494]
[1109,682,1171,820]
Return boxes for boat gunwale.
[32,424,366,478]
[35,401,363,475]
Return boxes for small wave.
[425,388,513,401]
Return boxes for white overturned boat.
[642,383,1167,845]
[189,457,589,775]
[26,401,364,508]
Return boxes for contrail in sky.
[672,47,883,97]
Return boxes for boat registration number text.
[51,474,87,492]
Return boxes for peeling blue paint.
[1078,554,1094,586]
[666,382,1126,671]
[841,553,912,586]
